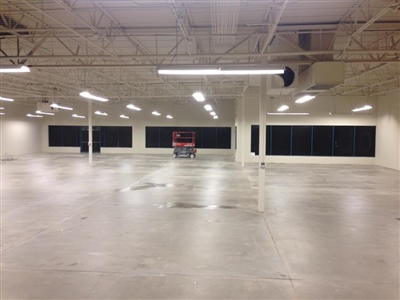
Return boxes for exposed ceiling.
[0,0,399,108]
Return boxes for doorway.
[80,126,101,153]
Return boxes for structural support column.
[258,75,267,212]
[88,100,93,164]
[241,94,246,167]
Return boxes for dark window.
[292,126,312,156]
[216,127,231,149]
[103,127,119,147]
[202,127,217,148]
[313,126,333,156]
[271,126,291,155]
[49,126,63,146]
[146,127,160,148]
[119,127,132,148]
[251,125,259,155]
[62,126,79,147]
[159,127,173,148]
[334,126,354,156]
[355,126,375,157]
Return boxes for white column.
[241,94,245,167]
[258,75,267,212]
[88,100,93,164]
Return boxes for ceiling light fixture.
[210,111,216,116]
[204,104,212,111]
[295,95,316,103]
[152,111,161,116]
[95,111,108,116]
[36,110,55,115]
[267,112,310,115]
[27,114,43,118]
[192,92,205,102]
[166,115,173,119]
[0,96,14,101]
[126,104,142,111]
[0,65,30,73]
[213,116,219,119]
[0,112,4,115]
[277,105,289,112]
[352,105,372,112]
[79,91,109,102]
[50,103,73,110]
[120,115,130,119]
[0,107,4,110]
[158,65,284,75]
[72,114,86,118]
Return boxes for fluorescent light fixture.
[50,103,73,110]
[158,65,284,75]
[27,114,43,118]
[166,115,173,119]
[120,114,130,119]
[204,104,212,111]
[352,105,372,112]
[72,114,86,118]
[0,65,30,73]
[213,116,219,119]
[79,91,108,102]
[95,111,107,116]
[126,104,141,111]
[210,111,216,116]
[192,92,205,102]
[0,96,14,101]
[36,110,55,115]
[277,105,289,112]
[152,111,161,116]
[0,107,4,109]
[0,112,4,115]
[267,112,310,115]
[295,95,316,103]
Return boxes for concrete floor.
[1,153,399,299]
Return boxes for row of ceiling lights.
[192,92,219,119]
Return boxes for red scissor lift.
[172,132,197,158]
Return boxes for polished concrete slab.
[1,153,399,299]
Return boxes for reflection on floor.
[1,153,399,299]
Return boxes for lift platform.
[172,131,197,158]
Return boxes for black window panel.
[266,126,271,155]
[355,126,376,157]
[313,126,333,156]
[159,127,174,148]
[146,127,160,148]
[62,126,79,147]
[202,127,217,148]
[49,126,63,146]
[271,126,291,155]
[250,125,270,155]
[103,127,119,147]
[119,127,132,148]
[93,127,101,142]
[81,127,89,142]
[334,126,354,156]
[216,127,231,149]
[292,126,312,156]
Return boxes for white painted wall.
[236,93,377,165]
[0,102,42,156]
[376,91,400,171]
[39,100,236,155]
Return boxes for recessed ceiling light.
[95,111,107,116]
[126,104,141,111]
[204,104,212,111]
[152,111,161,116]
[213,115,219,119]
[120,115,130,119]
[166,115,173,119]
[210,111,216,116]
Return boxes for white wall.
[376,91,400,170]
[40,100,236,155]
[0,102,42,156]
[236,93,377,165]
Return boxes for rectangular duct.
[297,62,345,93]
